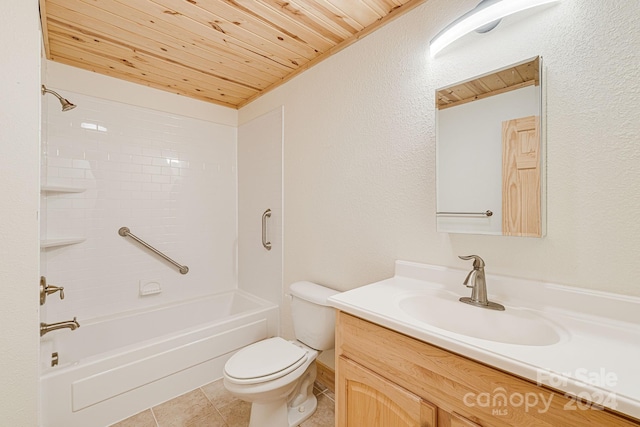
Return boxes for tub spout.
[40,317,80,337]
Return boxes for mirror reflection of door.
[502,115,541,237]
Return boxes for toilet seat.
[224,337,308,385]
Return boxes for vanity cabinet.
[335,311,639,427]
[338,356,438,427]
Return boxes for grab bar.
[436,210,493,217]
[118,227,189,274]
[262,209,272,251]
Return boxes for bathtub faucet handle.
[40,276,65,305]
[48,285,65,300]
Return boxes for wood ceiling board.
[51,53,241,107]
[478,73,509,92]
[322,0,383,27]
[465,79,492,96]
[145,0,322,62]
[78,0,304,69]
[293,0,368,33]
[48,39,249,105]
[41,0,426,108]
[121,0,314,65]
[448,84,479,101]
[436,57,540,110]
[46,0,295,80]
[46,19,275,92]
[180,0,335,53]
[515,60,539,85]
[249,0,353,44]
[360,0,393,16]
[47,55,249,108]
[47,28,260,98]
[496,68,525,87]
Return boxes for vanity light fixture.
[429,0,560,58]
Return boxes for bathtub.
[40,290,279,427]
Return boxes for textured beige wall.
[239,0,640,338]
[0,1,41,425]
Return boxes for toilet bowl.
[224,338,319,427]
[223,281,339,427]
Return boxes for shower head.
[41,85,76,111]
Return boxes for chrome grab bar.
[118,227,189,274]
[262,209,272,251]
[436,210,493,217]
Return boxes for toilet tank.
[289,281,340,351]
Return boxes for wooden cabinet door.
[451,412,483,427]
[337,356,437,427]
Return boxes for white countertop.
[328,260,640,419]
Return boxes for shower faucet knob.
[40,276,65,305]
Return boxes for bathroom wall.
[238,0,640,339]
[0,2,40,425]
[42,63,238,323]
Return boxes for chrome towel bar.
[436,210,493,217]
[118,227,189,274]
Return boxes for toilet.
[223,281,339,427]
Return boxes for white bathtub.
[40,290,279,427]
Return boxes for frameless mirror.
[436,56,545,237]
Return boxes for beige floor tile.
[152,389,226,427]
[217,399,251,427]
[183,411,227,427]
[313,382,329,394]
[300,393,335,427]
[201,379,236,409]
[137,380,335,427]
[109,409,157,427]
[323,390,335,403]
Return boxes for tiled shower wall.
[41,90,237,323]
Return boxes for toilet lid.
[224,337,307,384]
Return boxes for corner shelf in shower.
[40,185,87,249]
[40,238,86,249]
[41,185,86,193]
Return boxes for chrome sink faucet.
[459,255,505,311]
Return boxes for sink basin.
[398,290,563,346]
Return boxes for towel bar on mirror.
[436,210,493,217]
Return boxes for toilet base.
[247,394,317,427]
[248,400,288,427]
[287,361,317,426]
[246,360,318,427]
[288,393,317,427]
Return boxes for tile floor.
[110,379,335,427]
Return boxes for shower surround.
[40,90,237,326]
[37,86,287,426]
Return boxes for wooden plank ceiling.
[436,56,540,110]
[40,0,425,109]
